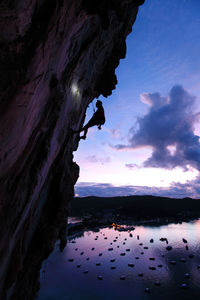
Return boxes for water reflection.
[36,220,200,300]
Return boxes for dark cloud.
[170,176,200,198]
[75,180,200,198]
[114,85,200,171]
[75,182,135,197]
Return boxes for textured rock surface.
[0,0,144,299]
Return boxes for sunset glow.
[75,0,200,198]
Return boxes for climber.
[73,100,105,140]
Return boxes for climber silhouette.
[73,100,105,140]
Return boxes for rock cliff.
[0,0,144,299]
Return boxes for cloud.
[75,182,145,197]
[75,179,200,198]
[86,155,111,165]
[140,92,168,108]
[125,163,141,169]
[105,128,121,138]
[113,85,200,171]
[103,127,125,140]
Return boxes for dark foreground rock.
[0,1,144,299]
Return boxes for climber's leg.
[80,127,88,140]
[79,119,96,139]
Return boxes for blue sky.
[74,0,200,198]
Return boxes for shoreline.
[67,215,200,237]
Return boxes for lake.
[36,219,200,300]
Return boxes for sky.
[74,0,200,198]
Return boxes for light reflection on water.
[36,220,200,300]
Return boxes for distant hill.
[71,195,200,219]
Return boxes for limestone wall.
[0,1,144,298]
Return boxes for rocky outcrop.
[0,0,144,299]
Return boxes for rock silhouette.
[0,0,144,298]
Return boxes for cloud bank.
[114,85,200,171]
[75,179,200,199]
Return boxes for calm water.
[36,220,200,300]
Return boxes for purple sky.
[74,0,200,198]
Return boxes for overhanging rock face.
[0,0,144,299]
